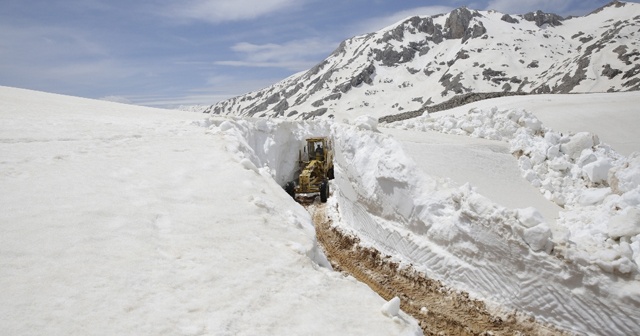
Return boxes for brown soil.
[312,203,571,336]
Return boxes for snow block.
[523,224,553,253]
[381,296,401,317]
[517,207,545,228]
[560,132,594,160]
[520,115,542,132]
[609,153,640,194]
[608,208,640,239]
[548,157,571,172]
[583,158,612,184]
[577,187,611,206]
[577,151,597,168]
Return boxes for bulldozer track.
[312,204,570,336]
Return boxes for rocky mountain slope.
[204,1,640,121]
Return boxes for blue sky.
[1,0,635,108]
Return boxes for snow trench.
[205,115,639,335]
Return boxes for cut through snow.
[312,202,567,335]
[208,109,640,335]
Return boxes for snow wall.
[202,117,334,271]
[206,115,639,335]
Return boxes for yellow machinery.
[285,137,334,203]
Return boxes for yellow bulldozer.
[284,137,334,203]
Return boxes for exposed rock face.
[301,108,327,120]
[523,10,564,27]
[198,3,640,120]
[378,91,529,123]
[440,73,467,95]
[445,7,481,39]
[335,63,376,93]
[373,46,416,66]
[501,14,519,24]
[462,23,487,43]
[602,64,623,78]
[272,99,289,116]
[590,0,626,15]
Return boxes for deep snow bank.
[201,116,422,334]
[330,115,639,334]
[1,87,424,336]
[202,117,334,267]
[388,107,640,277]
[201,113,640,334]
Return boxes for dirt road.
[312,204,569,336]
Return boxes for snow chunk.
[517,207,545,228]
[583,158,612,184]
[577,188,611,206]
[560,132,594,160]
[520,114,542,132]
[610,153,640,194]
[608,207,640,239]
[381,296,401,317]
[523,224,553,253]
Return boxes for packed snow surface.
[2,86,639,335]
[0,87,421,335]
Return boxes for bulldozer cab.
[306,138,328,162]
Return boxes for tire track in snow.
[312,203,570,336]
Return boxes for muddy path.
[311,203,570,336]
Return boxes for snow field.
[0,87,422,336]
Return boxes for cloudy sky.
[1,0,635,108]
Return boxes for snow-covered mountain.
[203,1,640,121]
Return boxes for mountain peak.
[590,0,628,15]
[444,7,485,40]
[203,2,640,121]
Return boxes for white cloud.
[165,0,304,23]
[216,38,337,71]
[127,76,283,108]
[348,6,454,36]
